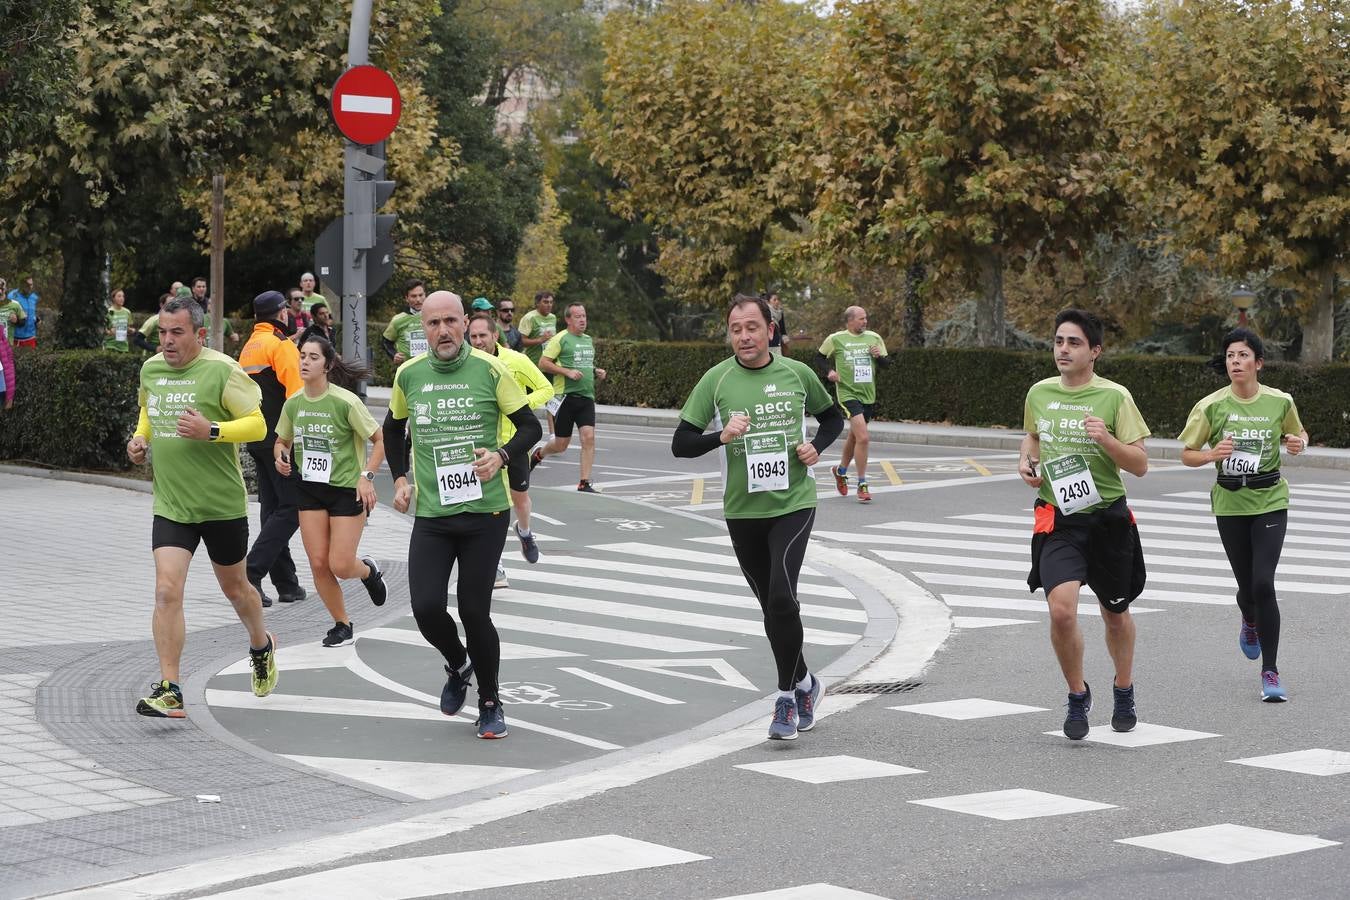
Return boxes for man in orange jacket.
[240,291,305,607]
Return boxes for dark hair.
[468,312,496,327]
[1222,327,1264,360]
[192,276,207,287]
[728,293,772,326]
[157,292,171,307]
[300,334,369,390]
[1054,308,1103,348]
[404,278,424,295]
[535,291,554,304]
[310,301,328,313]
[162,296,204,329]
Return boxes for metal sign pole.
[343,0,374,389]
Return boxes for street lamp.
[1230,285,1256,328]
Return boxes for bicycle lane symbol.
[594,517,663,532]
[497,682,612,711]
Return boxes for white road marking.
[532,554,855,600]
[1117,824,1340,864]
[596,657,758,690]
[735,754,924,784]
[281,756,538,800]
[891,698,1048,720]
[952,616,1037,629]
[913,568,1340,596]
[558,667,684,704]
[1228,749,1350,777]
[361,627,582,660]
[712,886,892,900]
[590,541,826,577]
[941,595,1162,616]
[1043,722,1219,747]
[1169,489,1350,511]
[910,788,1115,821]
[490,612,744,652]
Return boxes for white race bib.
[744,431,790,493]
[852,361,873,384]
[115,323,127,342]
[408,331,428,356]
[1045,454,1101,514]
[300,435,333,484]
[546,395,563,415]
[1222,438,1262,477]
[434,442,482,505]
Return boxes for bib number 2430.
[1045,454,1101,515]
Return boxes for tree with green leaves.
[808,0,1118,346]
[1113,0,1348,362]
[590,0,823,307]
[0,0,79,164]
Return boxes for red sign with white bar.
[330,65,402,145]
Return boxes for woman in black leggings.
[1179,328,1308,702]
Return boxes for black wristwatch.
[209,421,221,441]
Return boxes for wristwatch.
[208,422,221,441]
[361,470,376,481]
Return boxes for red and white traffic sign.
[330,65,402,145]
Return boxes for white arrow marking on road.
[558,667,684,704]
[362,626,582,660]
[489,611,745,652]
[339,94,394,115]
[596,658,757,691]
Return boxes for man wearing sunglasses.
[497,300,522,352]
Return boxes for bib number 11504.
[1045,454,1101,514]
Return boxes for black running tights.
[726,508,815,692]
[1216,510,1286,672]
[408,512,509,701]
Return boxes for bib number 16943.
[744,431,790,493]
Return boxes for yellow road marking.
[964,458,992,476]
[691,478,704,506]
[879,460,902,486]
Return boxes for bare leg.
[212,559,269,649]
[1100,607,1136,689]
[511,488,531,534]
[839,430,856,472]
[539,434,571,460]
[1046,581,1086,693]
[298,510,347,624]
[579,425,596,482]
[151,548,193,683]
[851,416,870,482]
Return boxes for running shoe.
[857,482,872,504]
[516,524,540,564]
[833,466,848,496]
[1063,683,1092,740]
[768,695,799,741]
[1239,619,1261,660]
[277,587,307,604]
[1111,682,1137,732]
[361,556,387,607]
[250,578,272,609]
[795,675,824,732]
[136,680,186,719]
[476,699,509,739]
[250,632,278,698]
[577,480,598,493]
[529,448,544,471]
[441,662,473,716]
[322,621,354,648]
[495,564,509,588]
[1261,670,1287,702]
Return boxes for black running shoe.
[322,621,354,648]
[277,587,307,604]
[441,662,474,716]
[577,480,598,493]
[250,578,272,609]
[361,556,387,607]
[476,699,508,739]
[1111,682,1137,732]
[1063,683,1092,740]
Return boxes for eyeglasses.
[498,307,515,314]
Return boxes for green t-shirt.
[382,310,428,359]
[139,348,262,523]
[277,384,379,490]
[302,293,325,315]
[389,343,528,518]
[1023,374,1150,514]
[1,300,25,343]
[680,354,835,520]
[140,314,161,350]
[542,331,597,398]
[1178,384,1303,517]
[106,307,132,352]
[818,330,888,405]
[518,310,557,364]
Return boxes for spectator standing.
[287,290,312,345]
[0,322,15,411]
[8,276,39,348]
[497,299,522,352]
[304,302,337,345]
[0,278,26,346]
[193,276,238,347]
[299,272,324,316]
[767,292,790,357]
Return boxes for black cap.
[253,290,287,318]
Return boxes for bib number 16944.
[434,442,483,505]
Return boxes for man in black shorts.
[127,297,278,718]
[817,306,889,503]
[532,303,607,493]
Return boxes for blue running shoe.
[1261,670,1287,702]
[1111,682,1137,732]
[1063,683,1092,740]
[441,662,473,716]
[768,696,798,741]
[1239,620,1261,660]
[516,524,541,564]
[795,675,824,732]
[476,699,508,739]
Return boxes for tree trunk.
[904,262,926,348]
[55,173,105,349]
[1300,263,1336,364]
[974,245,1006,347]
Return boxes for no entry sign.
[330,65,402,145]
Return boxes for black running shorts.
[151,516,249,566]
[296,481,366,517]
[842,399,874,422]
[555,394,596,437]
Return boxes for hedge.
[5,342,1350,474]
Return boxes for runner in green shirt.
[518,291,558,365]
[1018,309,1150,741]
[381,290,541,740]
[0,293,26,345]
[817,306,890,503]
[134,293,168,354]
[381,278,428,365]
[1178,327,1307,702]
[105,289,132,352]
[125,296,277,718]
[274,332,388,648]
[673,294,844,741]
[533,303,607,492]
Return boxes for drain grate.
[831,680,924,695]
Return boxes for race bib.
[546,396,563,415]
[745,431,790,493]
[300,435,333,484]
[434,442,482,505]
[1045,454,1101,514]
[1222,438,1262,478]
[852,361,873,384]
[408,330,428,356]
[115,323,127,342]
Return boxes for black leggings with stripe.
[726,508,815,692]
[1216,509,1286,672]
